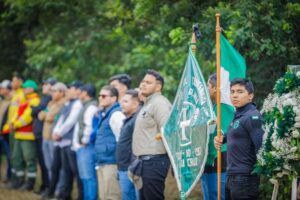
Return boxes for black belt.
[138,154,168,161]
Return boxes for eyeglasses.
[98,94,111,99]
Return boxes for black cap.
[43,78,57,86]
[68,80,83,89]
[80,83,96,98]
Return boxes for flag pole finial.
[216,13,221,32]
[191,32,197,54]
[191,23,202,55]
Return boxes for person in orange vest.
[9,80,40,190]
[2,73,26,187]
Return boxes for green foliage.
[0,0,299,104]
[274,71,300,95]
[276,106,296,138]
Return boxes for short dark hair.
[81,83,96,98]
[208,73,216,87]
[125,89,140,101]
[146,69,164,89]
[109,74,131,89]
[101,85,119,100]
[12,72,24,82]
[230,78,254,94]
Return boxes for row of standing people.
[0,70,173,200]
[0,70,264,200]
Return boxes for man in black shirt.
[116,89,140,200]
[214,78,263,200]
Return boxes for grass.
[0,157,203,200]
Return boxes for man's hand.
[81,141,87,146]
[214,135,223,150]
[52,133,61,141]
[9,123,14,132]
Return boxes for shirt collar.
[144,92,161,104]
[235,102,256,117]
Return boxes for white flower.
[295,122,300,128]
[283,93,292,100]
[293,107,300,114]
[283,164,291,170]
[283,98,293,106]
[276,172,283,178]
[292,130,300,138]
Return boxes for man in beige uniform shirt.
[132,69,172,200]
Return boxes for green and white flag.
[206,33,247,165]
[220,33,246,106]
[162,48,216,199]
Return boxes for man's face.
[1,88,11,98]
[230,84,253,108]
[98,89,116,109]
[11,77,22,90]
[207,81,216,103]
[76,88,82,97]
[110,80,126,97]
[66,87,77,100]
[121,94,139,116]
[23,88,34,95]
[42,83,52,95]
[51,89,64,101]
[79,90,87,101]
[139,74,161,97]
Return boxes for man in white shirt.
[72,84,98,200]
[52,81,83,200]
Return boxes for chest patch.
[233,120,240,129]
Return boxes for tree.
[0,0,299,106]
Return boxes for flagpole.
[215,13,222,200]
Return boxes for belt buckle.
[142,155,151,160]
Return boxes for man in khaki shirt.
[132,69,171,200]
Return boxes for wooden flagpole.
[215,13,222,200]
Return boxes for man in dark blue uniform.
[214,78,264,200]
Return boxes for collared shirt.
[132,92,171,156]
[72,102,98,151]
[53,99,83,147]
[109,110,126,142]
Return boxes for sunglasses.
[98,94,111,98]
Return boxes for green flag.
[206,33,247,165]
[162,48,216,199]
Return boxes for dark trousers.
[139,155,170,200]
[225,175,260,200]
[48,146,63,195]
[0,134,11,180]
[35,137,49,189]
[61,146,82,200]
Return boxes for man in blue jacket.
[94,85,125,200]
[214,78,264,200]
